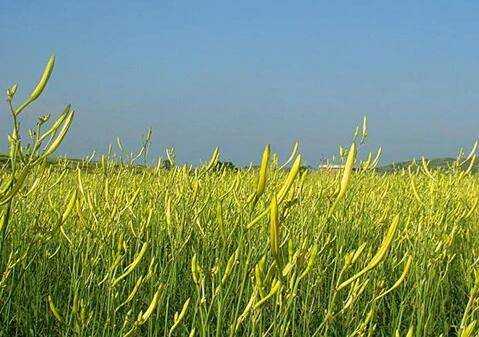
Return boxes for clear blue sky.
[1,0,478,165]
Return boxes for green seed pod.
[139,285,163,323]
[170,298,190,334]
[6,83,18,101]
[30,55,55,102]
[48,294,63,322]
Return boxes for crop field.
[1,58,479,337]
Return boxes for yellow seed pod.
[256,144,270,196]
[337,142,357,200]
[76,168,85,197]
[371,147,382,168]
[112,242,148,287]
[139,285,164,323]
[406,325,414,337]
[460,321,476,337]
[277,155,301,203]
[408,167,423,205]
[465,154,477,174]
[375,254,413,300]
[205,147,220,171]
[170,298,191,334]
[221,249,238,284]
[351,243,367,265]
[165,194,172,227]
[126,276,144,303]
[337,214,399,291]
[61,189,77,224]
[41,109,75,158]
[269,195,279,258]
[253,279,282,310]
[236,289,257,330]
[246,155,301,229]
[298,244,318,280]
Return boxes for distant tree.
[213,161,237,172]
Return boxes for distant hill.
[379,157,479,173]
[1,153,477,174]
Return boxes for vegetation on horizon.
[1,57,478,337]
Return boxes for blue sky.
[1,0,478,165]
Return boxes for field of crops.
[1,57,479,337]
[1,147,478,336]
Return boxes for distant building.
[318,164,344,170]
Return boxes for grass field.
[1,56,479,337]
[1,152,478,336]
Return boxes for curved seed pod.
[256,144,270,196]
[406,325,414,337]
[253,279,282,309]
[23,177,41,197]
[191,254,203,285]
[48,294,63,322]
[39,105,70,142]
[277,155,302,203]
[169,298,190,335]
[353,126,360,141]
[166,147,176,167]
[41,108,74,159]
[362,116,368,139]
[61,189,77,224]
[351,243,367,265]
[328,142,356,215]
[0,165,32,206]
[370,147,382,168]
[279,141,299,170]
[221,248,238,284]
[465,154,477,174]
[165,194,172,227]
[255,257,267,298]
[60,225,73,245]
[246,155,301,229]
[138,285,164,324]
[0,176,14,195]
[76,168,85,196]
[269,195,280,258]
[235,288,257,330]
[421,157,435,180]
[337,142,356,200]
[15,55,55,115]
[112,242,148,287]
[204,147,220,171]
[460,321,476,337]
[374,254,413,301]
[460,140,478,165]
[30,55,55,101]
[408,167,423,205]
[361,152,372,170]
[337,214,400,291]
[465,197,479,219]
[298,244,318,280]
